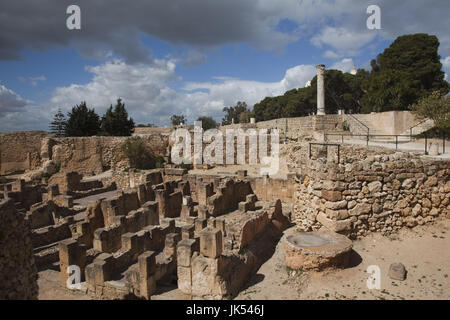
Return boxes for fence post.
[425,133,428,155]
[395,135,398,150]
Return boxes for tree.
[65,102,101,137]
[121,137,155,169]
[196,116,218,130]
[253,68,366,121]
[171,114,186,126]
[49,108,67,137]
[362,33,449,112]
[410,91,450,131]
[222,101,249,125]
[100,98,135,136]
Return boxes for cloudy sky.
[0,0,449,132]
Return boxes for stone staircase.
[399,119,435,137]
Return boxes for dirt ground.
[38,219,450,300]
[236,219,450,300]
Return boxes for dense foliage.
[252,33,449,121]
[64,102,101,137]
[49,108,67,137]
[197,116,218,130]
[121,136,155,169]
[410,91,450,131]
[222,101,253,125]
[100,98,135,136]
[170,114,186,126]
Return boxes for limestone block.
[177,266,192,294]
[349,203,372,216]
[316,212,352,233]
[181,224,195,239]
[177,239,197,267]
[321,190,342,202]
[200,228,223,259]
[195,218,207,233]
[388,263,406,281]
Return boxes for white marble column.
[316,64,325,115]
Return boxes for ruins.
[0,67,448,301]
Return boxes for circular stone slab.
[284,231,353,271]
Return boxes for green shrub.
[155,156,165,168]
[121,137,154,170]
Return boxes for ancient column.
[316,64,325,115]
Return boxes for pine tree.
[65,102,101,137]
[49,108,67,137]
[100,98,135,136]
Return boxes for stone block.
[321,190,342,202]
[181,224,195,239]
[200,228,222,258]
[195,218,207,233]
[177,239,197,267]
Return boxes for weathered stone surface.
[284,231,353,271]
[316,212,352,233]
[349,203,372,216]
[388,263,407,281]
[368,181,382,193]
[321,190,342,202]
[200,228,223,259]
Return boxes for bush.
[121,137,154,169]
[155,156,165,168]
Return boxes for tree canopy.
[250,33,449,121]
[100,98,135,136]
[222,101,252,125]
[196,116,218,130]
[410,91,450,131]
[170,114,186,126]
[49,108,67,137]
[361,33,449,112]
[65,102,101,137]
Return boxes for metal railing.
[409,119,429,138]
[345,114,370,145]
[325,132,447,155]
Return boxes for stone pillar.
[139,251,157,299]
[316,64,325,116]
[200,228,222,258]
[177,239,198,294]
[59,239,86,288]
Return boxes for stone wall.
[52,135,168,175]
[0,199,38,299]
[294,147,450,238]
[220,114,343,139]
[0,132,169,177]
[0,131,50,175]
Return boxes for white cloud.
[0,85,31,115]
[442,56,450,81]
[311,27,377,57]
[330,58,355,73]
[324,50,341,59]
[36,60,317,128]
[2,56,369,132]
[18,75,46,87]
